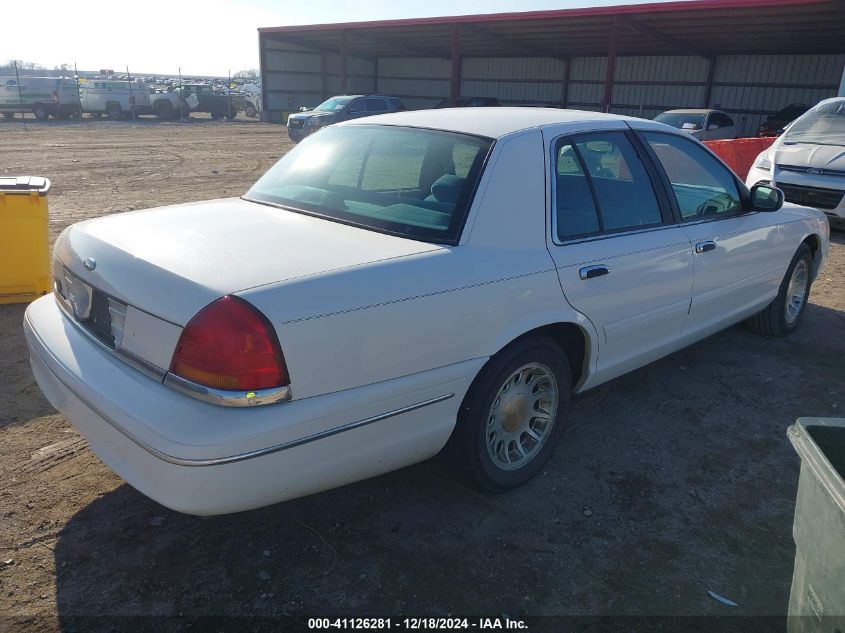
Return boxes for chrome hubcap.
[486,363,558,471]
[785,259,808,325]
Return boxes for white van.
[0,76,80,120]
[80,79,151,119]
[80,79,182,119]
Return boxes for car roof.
[339,107,641,139]
[660,108,723,115]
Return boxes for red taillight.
[170,296,289,391]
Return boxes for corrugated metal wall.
[709,54,845,135]
[609,56,710,120]
[261,38,374,122]
[261,34,845,134]
[377,57,451,110]
[461,57,566,105]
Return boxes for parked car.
[25,108,829,515]
[654,109,738,141]
[286,95,405,142]
[747,97,845,227]
[0,76,80,120]
[435,96,501,108]
[757,104,809,137]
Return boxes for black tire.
[446,336,571,492]
[2,112,14,119]
[210,110,224,120]
[33,104,49,121]
[747,242,814,337]
[154,101,174,120]
[106,103,122,120]
[245,104,257,118]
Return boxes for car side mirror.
[750,184,784,211]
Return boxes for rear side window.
[554,131,663,239]
[365,98,388,112]
[246,125,492,244]
[554,143,600,239]
[642,132,742,221]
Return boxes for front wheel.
[33,104,49,120]
[245,104,257,118]
[447,336,571,492]
[747,243,813,337]
[106,104,122,120]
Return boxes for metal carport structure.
[258,0,845,134]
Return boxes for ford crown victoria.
[25,108,830,515]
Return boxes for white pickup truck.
[80,79,182,120]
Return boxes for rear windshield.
[783,99,845,146]
[245,125,493,244]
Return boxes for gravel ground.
[1,118,843,632]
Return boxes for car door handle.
[579,265,610,280]
[695,241,717,254]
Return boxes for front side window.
[643,132,742,221]
[246,125,492,244]
[554,132,663,239]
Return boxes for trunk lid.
[56,197,439,326]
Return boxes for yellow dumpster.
[0,177,51,305]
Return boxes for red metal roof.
[259,0,845,57]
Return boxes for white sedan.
[25,108,830,515]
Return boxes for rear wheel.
[154,100,174,120]
[747,243,813,337]
[210,110,224,120]
[32,104,49,120]
[245,104,257,118]
[106,103,122,120]
[447,336,571,492]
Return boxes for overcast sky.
[4,0,680,77]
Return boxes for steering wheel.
[695,192,736,217]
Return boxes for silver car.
[655,109,738,141]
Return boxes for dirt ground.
[1,118,844,632]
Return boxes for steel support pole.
[601,16,618,112]
[340,29,348,94]
[450,24,461,105]
[703,56,716,108]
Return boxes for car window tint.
[365,98,388,112]
[555,142,600,239]
[361,132,429,190]
[574,133,662,231]
[712,113,732,128]
[643,132,742,221]
[453,142,483,179]
[247,126,492,244]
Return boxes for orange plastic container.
[0,176,51,305]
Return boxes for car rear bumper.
[25,295,480,515]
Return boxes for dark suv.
[287,95,405,142]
